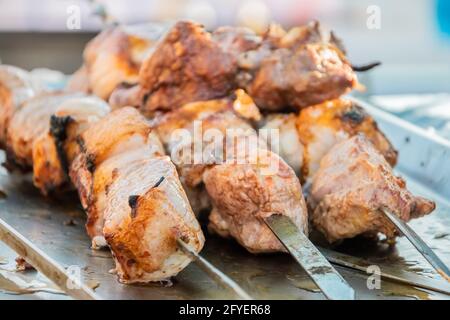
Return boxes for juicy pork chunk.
[153,93,308,253]
[5,92,82,169]
[32,96,110,194]
[71,23,165,100]
[0,65,37,148]
[297,99,397,182]
[69,107,204,283]
[309,135,435,243]
[137,20,357,115]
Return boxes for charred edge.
[153,176,165,189]
[86,153,96,173]
[49,115,73,175]
[128,195,140,219]
[341,104,366,125]
[351,61,381,72]
[118,81,137,89]
[76,135,86,153]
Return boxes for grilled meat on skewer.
[136,20,357,115]
[32,96,110,194]
[67,23,166,100]
[0,65,37,149]
[5,92,82,170]
[309,135,435,243]
[69,107,204,283]
[297,99,397,182]
[153,92,308,253]
[259,99,397,182]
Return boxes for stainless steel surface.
[177,239,252,300]
[0,100,450,300]
[0,217,98,300]
[382,209,450,281]
[264,215,355,300]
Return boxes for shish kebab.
[0,21,358,299]
[0,68,251,299]
[0,18,444,298]
[104,20,447,279]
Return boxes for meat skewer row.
[107,20,358,116]
[0,86,252,294]
[152,91,309,253]
[259,98,435,242]
[152,91,355,299]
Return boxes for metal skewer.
[383,209,450,282]
[177,239,253,300]
[320,246,450,295]
[0,218,99,300]
[264,215,355,300]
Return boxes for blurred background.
[0,0,449,139]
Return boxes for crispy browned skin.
[238,22,357,111]
[70,107,204,283]
[0,65,36,149]
[6,92,81,170]
[139,21,239,116]
[138,21,357,114]
[297,99,397,182]
[153,93,308,253]
[79,24,163,100]
[32,97,110,195]
[309,135,435,243]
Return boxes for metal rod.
[320,247,450,296]
[264,215,355,300]
[0,218,99,300]
[177,239,253,300]
[383,209,450,282]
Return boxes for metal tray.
[0,99,449,300]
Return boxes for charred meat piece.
[6,92,82,170]
[309,135,435,243]
[297,99,397,182]
[32,96,110,195]
[73,23,165,100]
[70,107,204,283]
[153,92,308,253]
[139,21,239,116]
[138,21,357,114]
[238,23,357,111]
[0,65,36,149]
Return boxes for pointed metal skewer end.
[383,209,450,282]
[264,214,355,300]
[177,238,253,300]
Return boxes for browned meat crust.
[309,135,435,242]
[138,21,357,114]
[297,98,398,182]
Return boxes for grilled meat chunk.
[138,21,357,114]
[298,99,397,182]
[75,23,165,100]
[32,96,110,194]
[6,92,81,169]
[0,65,36,148]
[139,21,239,116]
[70,107,204,283]
[309,135,435,242]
